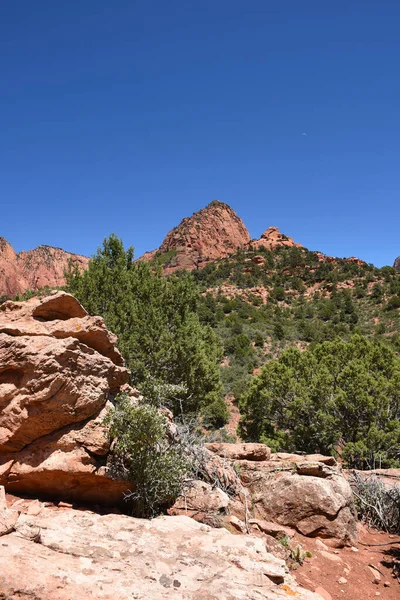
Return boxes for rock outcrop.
[172,444,357,548]
[141,200,251,273]
[0,291,131,505]
[250,226,302,251]
[0,493,322,600]
[0,237,89,298]
[394,256,400,272]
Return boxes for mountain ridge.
[1,200,394,297]
[0,237,89,298]
[140,200,302,274]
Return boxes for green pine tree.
[239,334,400,468]
[65,234,227,426]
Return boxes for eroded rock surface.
[0,291,130,504]
[205,442,270,461]
[140,202,304,275]
[0,496,322,600]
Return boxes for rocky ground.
[1,491,321,600]
[1,491,399,600]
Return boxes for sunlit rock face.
[0,291,131,505]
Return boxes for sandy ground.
[294,524,399,600]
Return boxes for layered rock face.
[171,445,357,548]
[0,237,89,298]
[141,200,251,273]
[0,494,322,600]
[394,256,400,271]
[0,291,131,505]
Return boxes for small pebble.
[338,577,347,584]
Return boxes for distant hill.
[0,200,394,308]
[0,237,88,298]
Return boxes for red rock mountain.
[0,238,89,298]
[394,256,400,272]
[141,200,252,273]
[1,203,302,295]
[140,200,303,274]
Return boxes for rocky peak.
[250,226,302,251]
[142,200,251,273]
[0,237,16,261]
[394,256,400,272]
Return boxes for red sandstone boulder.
[168,480,230,527]
[204,444,357,547]
[0,292,130,504]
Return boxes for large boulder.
[205,444,358,547]
[0,496,322,600]
[0,291,131,504]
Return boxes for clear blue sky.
[1,1,399,267]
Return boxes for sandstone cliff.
[2,202,368,292]
[0,237,89,298]
[394,256,400,272]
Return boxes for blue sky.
[1,1,399,267]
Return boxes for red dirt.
[294,524,399,600]
[225,395,241,439]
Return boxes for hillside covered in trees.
[4,204,400,469]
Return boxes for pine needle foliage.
[239,335,400,468]
[65,234,227,426]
